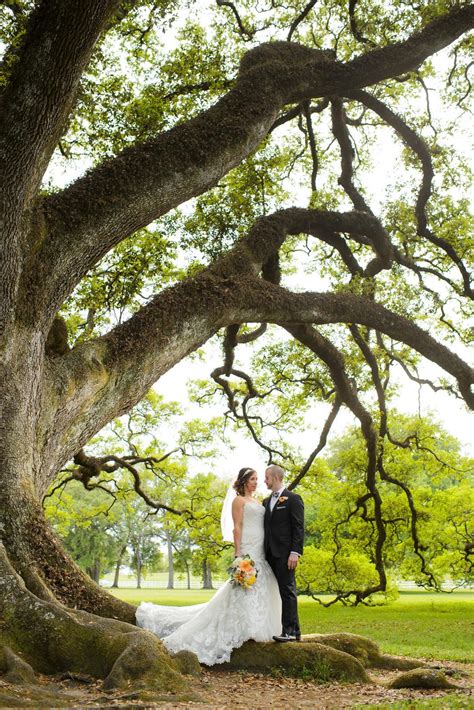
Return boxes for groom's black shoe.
[273,634,297,642]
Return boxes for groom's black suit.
[263,488,304,639]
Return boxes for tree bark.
[0,483,136,621]
[202,559,214,590]
[0,542,185,691]
[111,544,127,589]
[166,530,174,590]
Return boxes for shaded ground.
[0,658,472,708]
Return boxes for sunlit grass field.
[110,587,473,662]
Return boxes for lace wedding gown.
[136,500,282,665]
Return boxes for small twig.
[216,0,254,39]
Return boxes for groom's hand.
[288,552,299,570]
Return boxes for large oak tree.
[0,0,472,688]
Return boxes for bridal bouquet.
[228,554,258,589]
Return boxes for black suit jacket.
[263,488,304,558]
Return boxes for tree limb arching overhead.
[38,207,473,488]
[26,4,474,319]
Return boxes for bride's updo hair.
[233,467,255,496]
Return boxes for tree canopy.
[0,0,473,688]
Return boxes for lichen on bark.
[0,543,186,691]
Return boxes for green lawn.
[110,588,473,662]
[297,592,473,662]
[110,587,216,606]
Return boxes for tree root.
[221,633,435,682]
[20,503,137,623]
[222,639,370,682]
[0,647,38,685]
[301,632,425,670]
[387,668,460,689]
[0,543,188,693]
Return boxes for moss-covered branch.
[32,5,474,316]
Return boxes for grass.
[110,588,473,663]
[298,591,473,662]
[109,587,215,606]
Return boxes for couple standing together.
[136,464,305,665]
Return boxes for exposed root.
[0,543,187,692]
[223,639,370,682]
[301,632,425,670]
[0,647,37,685]
[387,668,459,689]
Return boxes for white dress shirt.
[269,487,285,511]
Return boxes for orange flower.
[228,555,258,589]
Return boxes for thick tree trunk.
[166,530,174,590]
[0,461,135,622]
[0,316,184,687]
[111,544,127,589]
[201,559,213,590]
[185,560,191,590]
[0,542,187,691]
[87,561,101,584]
[0,476,189,688]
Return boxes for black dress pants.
[267,550,300,638]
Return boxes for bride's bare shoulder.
[232,495,245,509]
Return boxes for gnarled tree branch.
[38,205,473,487]
[27,4,474,321]
[344,88,473,297]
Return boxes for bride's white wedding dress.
[136,500,281,665]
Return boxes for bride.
[135,467,281,665]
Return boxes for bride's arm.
[231,496,245,557]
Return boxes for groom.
[263,464,304,642]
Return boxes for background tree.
[0,0,473,687]
[171,529,194,590]
[185,472,229,589]
[296,415,473,603]
[128,513,163,589]
[45,482,123,584]
[44,394,227,590]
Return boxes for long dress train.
[135,500,281,665]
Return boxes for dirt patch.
[0,659,472,707]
